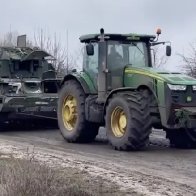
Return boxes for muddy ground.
[0,126,195,196]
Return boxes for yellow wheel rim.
[62,95,77,131]
[111,106,127,137]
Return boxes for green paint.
[72,72,96,94]
[125,67,196,85]
[126,36,140,41]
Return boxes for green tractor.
[57,28,196,150]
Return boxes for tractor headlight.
[192,85,196,91]
[167,84,186,91]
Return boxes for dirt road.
[0,127,195,196]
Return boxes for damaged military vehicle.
[0,35,60,129]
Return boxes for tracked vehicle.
[58,29,196,150]
[0,35,60,128]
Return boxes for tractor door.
[107,41,125,90]
[106,41,149,90]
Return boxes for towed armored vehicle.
[0,35,60,128]
[57,29,196,150]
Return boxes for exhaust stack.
[97,28,107,103]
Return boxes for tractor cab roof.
[80,33,156,43]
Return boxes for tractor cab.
[80,29,171,101]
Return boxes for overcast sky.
[1,0,196,71]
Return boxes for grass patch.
[0,157,123,196]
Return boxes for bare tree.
[0,29,83,75]
[0,31,33,48]
[67,45,83,71]
[33,29,68,74]
[178,42,196,77]
[152,45,168,68]
[0,31,18,47]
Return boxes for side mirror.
[86,43,94,56]
[166,45,171,56]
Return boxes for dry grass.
[0,157,123,196]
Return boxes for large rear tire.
[105,91,152,151]
[57,80,99,143]
[166,129,196,148]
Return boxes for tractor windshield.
[107,41,148,69]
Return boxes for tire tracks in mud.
[0,131,195,196]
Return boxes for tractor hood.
[125,67,196,85]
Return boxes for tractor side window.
[107,43,124,69]
[107,42,125,89]
[128,43,147,67]
[83,43,98,72]
[83,43,98,89]
[87,43,98,73]
[107,41,148,69]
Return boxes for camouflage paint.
[0,46,59,120]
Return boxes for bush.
[0,158,120,196]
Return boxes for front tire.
[105,91,152,151]
[57,80,99,143]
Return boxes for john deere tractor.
[57,28,196,150]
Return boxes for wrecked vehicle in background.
[0,35,61,128]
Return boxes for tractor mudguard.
[104,87,135,111]
[61,72,96,94]
[104,85,158,111]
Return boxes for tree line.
[1,30,196,77]
[0,30,82,75]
